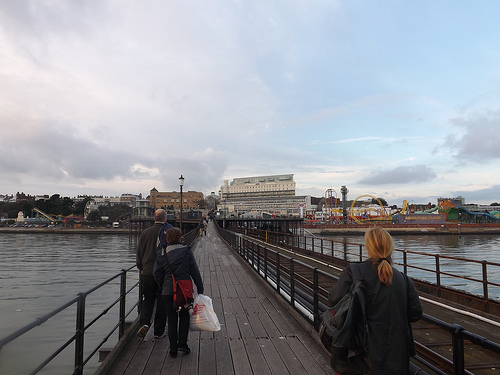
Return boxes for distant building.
[16,192,35,203]
[220,174,296,199]
[135,198,154,218]
[206,192,219,211]
[219,174,312,217]
[0,194,14,203]
[83,196,124,217]
[120,193,142,206]
[149,187,204,212]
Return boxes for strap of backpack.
[162,246,188,278]
[350,262,362,283]
[350,262,369,354]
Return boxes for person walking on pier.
[328,227,422,375]
[154,227,204,358]
[136,209,172,339]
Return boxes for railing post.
[403,251,408,275]
[119,269,127,338]
[435,254,441,296]
[320,238,324,256]
[343,242,348,261]
[264,247,268,282]
[313,268,319,330]
[311,236,315,253]
[451,324,465,375]
[276,253,281,294]
[74,292,86,375]
[359,244,363,261]
[290,259,295,307]
[257,245,261,275]
[482,260,489,313]
[252,241,255,265]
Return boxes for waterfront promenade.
[96,222,332,375]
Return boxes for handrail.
[0,266,139,375]
[233,227,500,311]
[214,222,500,375]
[0,225,201,374]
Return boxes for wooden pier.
[96,222,332,375]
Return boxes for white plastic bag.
[190,294,221,331]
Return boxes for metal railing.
[233,227,500,312]
[0,267,139,375]
[0,225,201,375]
[215,223,500,375]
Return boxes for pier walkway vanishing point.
[96,221,332,375]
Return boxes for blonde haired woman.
[328,227,422,374]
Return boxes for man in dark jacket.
[136,209,173,339]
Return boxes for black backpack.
[319,263,369,374]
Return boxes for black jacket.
[153,243,204,296]
[329,261,422,375]
[136,222,164,275]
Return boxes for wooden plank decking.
[98,222,332,375]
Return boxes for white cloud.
[1,1,500,206]
[444,111,500,162]
[358,165,437,185]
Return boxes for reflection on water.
[0,233,138,375]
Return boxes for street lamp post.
[179,175,184,232]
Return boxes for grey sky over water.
[1,1,500,205]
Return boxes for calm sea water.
[1,232,499,374]
[319,233,500,299]
[0,233,138,375]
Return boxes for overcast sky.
[1,1,500,206]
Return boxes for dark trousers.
[140,274,166,336]
[164,295,190,351]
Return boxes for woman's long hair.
[364,227,394,285]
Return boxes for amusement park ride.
[323,187,500,225]
[23,208,85,225]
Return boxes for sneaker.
[137,325,149,338]
[169,350,177,358]
[154,332,166,339]
[178,344,191,354]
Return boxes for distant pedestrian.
[136,209,172,339]
[203,221,207,236]
[328,227,422,374]
[154,227,204,358]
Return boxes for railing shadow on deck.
[214,222,500,375]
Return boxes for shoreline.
[306,223,500,235]
[0,227,130,234]
[2,223,500,236]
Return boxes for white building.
[83,196,123,218]
[219,174,312,217]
